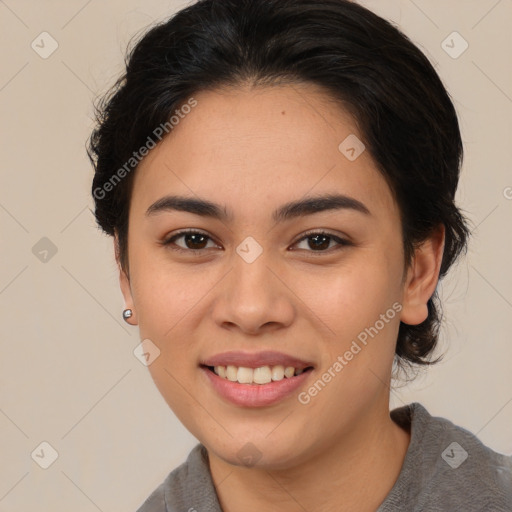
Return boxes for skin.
[117,83,445,512]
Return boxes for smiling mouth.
[202,364,314,385]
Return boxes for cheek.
[128,241,204,331]
[134,271,204,345]
[129,258,207,415]
[304,256,402,335]
[299,253,403,393]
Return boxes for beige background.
[0,0,511,510]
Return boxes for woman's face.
[119,83,432,469]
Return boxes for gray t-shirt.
[136,402,512,511]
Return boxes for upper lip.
[201,350,314,370]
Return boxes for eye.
[161,229,220,254]
[161,229,351,255]
[291,230,352,254]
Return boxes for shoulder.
[381,402,512,512]
[136,444,221,512]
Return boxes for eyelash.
[161,229,352,255]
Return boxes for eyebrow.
[145,193,371,222]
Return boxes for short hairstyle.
[88,0,470,374]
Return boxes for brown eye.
[293,231,351,253]
[163,230,219,253]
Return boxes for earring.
[122,309,133,322]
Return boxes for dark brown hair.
[88,0,470,372]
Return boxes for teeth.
[237,366,253,384]
[226,365,238,382]
[284,366,295,378]
[253,366,272,384]
[212,364,308,385]
[271,365,284,381]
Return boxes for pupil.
[309,234,329,250]
[183,234,331,251]
[186,233,206,249]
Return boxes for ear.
[114,234,138,325]
[400,225,445,325]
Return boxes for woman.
[88,0,512,510]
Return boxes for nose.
[211,250,295,335]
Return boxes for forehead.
[130,84,399,224]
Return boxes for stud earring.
[122,309,133,322]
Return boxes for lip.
[200,365,314,407]
[201,350,314,370]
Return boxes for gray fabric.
[377,403,512,511]
[136,402,512,511]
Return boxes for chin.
[202,430,311,471]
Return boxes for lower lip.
[201,366,313,407]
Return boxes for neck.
[207,403,411,512]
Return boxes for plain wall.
[0,0,511,510]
